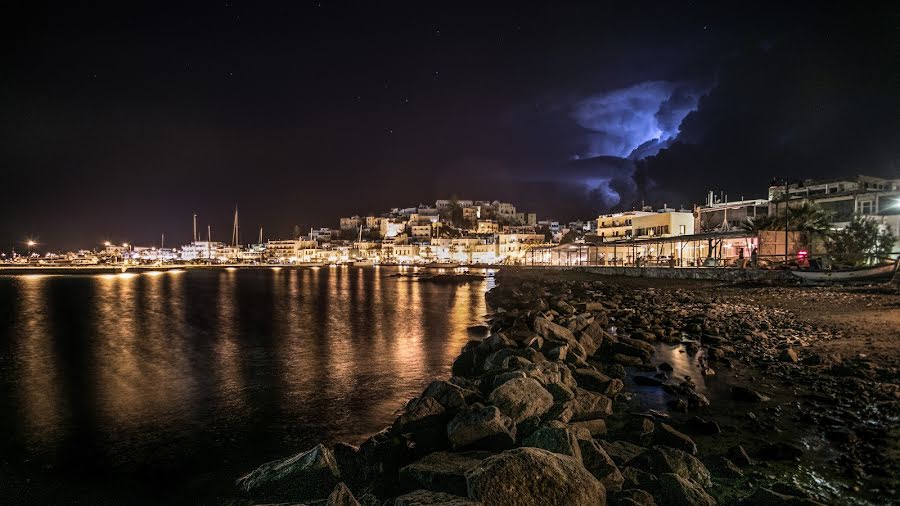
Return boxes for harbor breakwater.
[230,271,898,505]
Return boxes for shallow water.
[0,267,493,503]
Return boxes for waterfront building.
[181,241,225,261]
[266,239,300,262]
[631,210,694,238]
[596,211,654,240]
[497,233,545,264]
[769,176,900,247]
[694,192,770,232]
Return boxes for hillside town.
[5,174,899,269]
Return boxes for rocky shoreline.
[231,270,899,505]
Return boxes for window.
[679,225,686,235]
[860,201,873,215]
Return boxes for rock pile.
[234,275,898,505]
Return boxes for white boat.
[791,262,898,283]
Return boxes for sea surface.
[0,267,493,504]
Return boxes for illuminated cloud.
[572,80,707,159]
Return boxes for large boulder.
[327,482,361,506]
[521,426,582,461]
[572,368,623,397]
[236,443,340,501]
[466,447,607,506]
[394,397,448,434]
[570,387,613,421]
[447,404,516,451]
[578,439,625,492]
[655,423,697,455]
[422,380,470,411]
[394,489,480,505]
[400,451,491,497]
[656,473,716,506]
[534,316,578,344]
[518,361,576,389]
[569,418,608,436]
[598,440,645,466]
[632,447,711,488]
[488,377,554,424]
[358,428,416,496]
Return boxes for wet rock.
[711,457,743,478]
[522,426,582,461]
[602,363,627,381]
[619,337,655,356]
[399,451,490,497]
[613,354,645,367]
[655,424,697,455]
[466,325,490,337]
[573,368,624,396]
[327,482,361,506]
[236,443,340,502]
[394,397,447,434]
[599,440,646,466]
[488,377,554,424]
[570,387,614,421]
[579,439,625,492]
[656,473,716,506]
[477,333,517,355]
[730,386,770,402]
[465,447,607,506]
[757,442,803,461]
[726,446,754,467]
[613,342,652,362]
[632,447,711,488]
[394,489,480,505]
[446,404,516,451]
[333,442,366,493]
[358,429,416,496]
[452,347,479,378]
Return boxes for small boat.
[791,262,898,283]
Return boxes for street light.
[26,240,36,247]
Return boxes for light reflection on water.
[0,267,492,501]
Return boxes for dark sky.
[3,1,899,250]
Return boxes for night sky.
[3,2,899,250]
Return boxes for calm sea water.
[0,267,493,504]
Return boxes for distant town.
[4,174,899,269]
